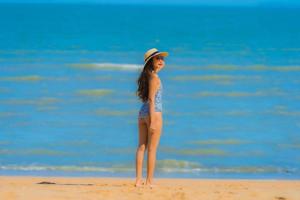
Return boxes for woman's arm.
[148,74,160,131]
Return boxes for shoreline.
[1,169,299,180]
[1,175,300,200]
[1,173,300,180]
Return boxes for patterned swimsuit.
[138,83,163,118]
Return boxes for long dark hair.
[136,58,154,102]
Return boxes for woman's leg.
[135,117,148,186]
[145,112,162,186]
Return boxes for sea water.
[0,3,300,179]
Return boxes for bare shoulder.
[149,73,160,85]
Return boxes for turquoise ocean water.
[0,3,300,179]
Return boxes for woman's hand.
[149,120,156,132]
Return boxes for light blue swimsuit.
[138,83,163,118]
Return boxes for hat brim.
[144,51,169,67]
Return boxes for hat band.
[144,50,160,62]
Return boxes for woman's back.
[138,82,163,118]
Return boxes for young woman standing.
[135,48,168,188]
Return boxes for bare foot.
[146,184,158,189]
[134,179,144,187]
[145,181,158,189]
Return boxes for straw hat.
[143,48,168,67]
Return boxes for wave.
[0,75,43,82]
[190,139,248,145]
[170,75,262,82]
[0,162,297,174]
[0,97,60,106]
[69,63,141,71]
[195,90,285,98]
[0,165,116,172]
[0,149,71,156]
[76,89,114,97]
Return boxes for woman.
[135,48,168,188]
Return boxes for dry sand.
[1,176,300,200]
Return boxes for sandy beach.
[0,176,299,200]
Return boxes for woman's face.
[152,55,165,72]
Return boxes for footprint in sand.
[275,197,287,200]
[37,181,94,186]
[37,181,56,184]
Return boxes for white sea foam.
[70,63,142,71]
[0,165,115,172]
[93,63,141,70]
[0,164,296,174]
